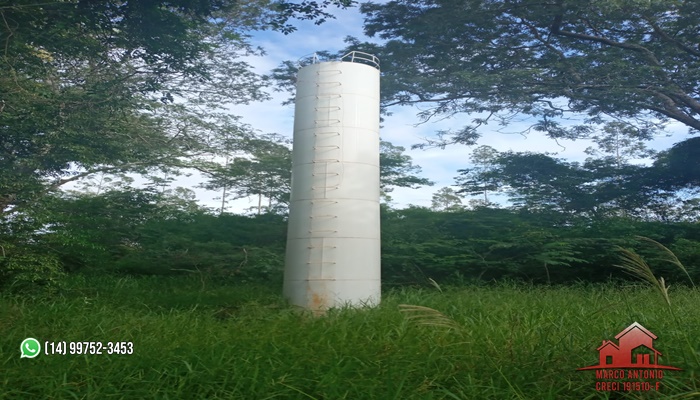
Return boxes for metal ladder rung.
[316,70,342,74]
[315,106,341,111]
[315,94,341,99]
[310,200,338,204]
[306,261,337,265]
[314,132,340,136]
[308,230,338,233]
[312,172,339,176]
[313,145,340,149]
[307,245,337,249]
[312,159,339,163]
[309,215,338,219]
[314,119,341,124]
[316,82,341,87]
[311,185,339,189]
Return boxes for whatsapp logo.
[20,338,41,358]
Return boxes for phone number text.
[44,341,134,355]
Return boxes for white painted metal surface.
[284,52,381,312]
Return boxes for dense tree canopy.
[0,0,365,288]
[351,0,700,145]
[2,0,253,215]
[456,146,700,221]
[0,0,356,216]
[2,0,699,293]
[379,140,434,196]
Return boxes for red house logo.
[578,322,681,370]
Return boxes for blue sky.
[181,3,693,212]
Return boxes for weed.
[0,275,698,398]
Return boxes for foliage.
[615,236,699,367]
[2,276,699,398]
[653,136,700,190]
[4,180,700,288]
[430,187,464,211]
[0,0,365,215]
[8,190,287,282]
[380,205,700,286]
[117,212,288,282]
[0,0,366,286]
[0,0,273,217]
[199,133,293,214]
[3,0,698,289]
[199,137,433,211]
[454,145,501,203]
[379,140,434,198]
[270,0,357,33]
[583,121,657,167]
[0,245,66,295]
[352,0,700,146]
[455,146,700,221]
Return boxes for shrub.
[0,246,66,294]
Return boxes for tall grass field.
[1,275,698,399]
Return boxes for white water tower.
[284,51,381,312]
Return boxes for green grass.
[1,276,699,399]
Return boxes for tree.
[459,151,599,215]
[200,137,433,212]
[199,134,293,215]
[0,0,361,217]
[583,121,657,169]
[0,0,364,289]
[430,187,464,211]
[0,1,263,217]
[270,0,357,33]
[455,145,501,203]
[379,140,434,199]
[652,137,700,190]
[351,0,700,145]
[454,148,700,221]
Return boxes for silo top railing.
[340,51,380,69]
[296,51,380,69]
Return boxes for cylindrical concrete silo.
[284,51,381,312]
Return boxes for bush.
[0,246,66,294]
